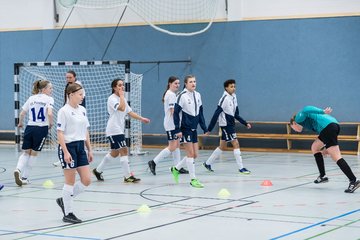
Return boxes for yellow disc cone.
[42,180,54,189]
[137,204,151,213]
[218,188,231,198]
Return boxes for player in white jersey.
[148,76,188,175]
[170,75,209,188]
[14,80,54,186]
[92,79,150,183]
[56,83,93,224]
[204,79,252,174]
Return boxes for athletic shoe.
[170,167,179,183]
[203,162,214,172]
[190,179,204,188]
[53,161,61,167]
[63,212,82,224]
[148,160,156,175]
[314,175,329,184]
[92,168,104,181]
[178,168,189,174]
[124,176,141,183]
[56,197,65,216]
[0,184,4,191]
[239,168,251,174]
[344,180,360,193]
[14,169,22,186]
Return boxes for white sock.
[172,148,181,165]
[120,156,131,177]
[16,153,29,174]
[206,147,222,165]
[175,157,187,170]
[73,181,87,198]
[153,148,171,164]
[22,155,37,179]
[97,153,116,172]
[62,184,74,215]
[234,149,244,169]
[186,157,196,179]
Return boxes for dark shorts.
[22,126,48,151]
[58,141,89,169]
[108,134,127,149]
[318,123,340,149]
[166,130,179,141]
[180,129,198,143]
[220,126,237,142]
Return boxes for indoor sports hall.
[0,1,360,239]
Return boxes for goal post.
[14,60,144,153]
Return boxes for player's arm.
[117,90,126,111]
[128,111,150,123]
[234,107,250,128]
[199,105,208,134]
[18,110,26,128]
[207,105,223,132]
[85,130,93,163]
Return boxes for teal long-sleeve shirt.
[295,106,338,134]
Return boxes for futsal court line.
[270,208,360,240]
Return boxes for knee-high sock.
[186,157,196,179]
[73,181,87,198]
[96,153,116,172]
[337,158,356,182]
[120,156,131,177]
[172,148,181,165]
[22,155,37,179]
[16,152,29,174]
[153,148,171,164]
[314,152,326,177]
[175,157,187,170]
[234,149,244,169]
[206,147,222,165]
[62,184,74,215]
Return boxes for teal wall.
[1,17,359,134]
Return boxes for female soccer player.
[92,79,150,183]
[56,83,93,223]
[148,76,188,175]
[204,79,252,174]
[14,80,54,186]
[290,106,360,193]
[170,75,209,188]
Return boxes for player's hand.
[88,151,94,163]
[324,107,332,114]
[176,132,183,139]
[204,132,210,136]
[246,123,252,129]
[141,117,150,124]
[64,152,72,164]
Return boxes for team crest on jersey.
[187,99,191,104]
[57,123,61,127]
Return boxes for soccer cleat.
[190,179,204,188]
[178,168,189,174]
[203,162,214,172]
[53,161,61,167]
[344,180,360,193]
[314,175,329,184]
[170,167,179,183]
[239,168,251,174]
[92,168,104,181]
[0,184,4,191]
[56,197,65,216]
[14,169,23,186]
[124,175,141,183]
[21,178,30,185]
[63,212,82,224]
[148,160,156,175]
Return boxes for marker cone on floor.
[137,204,151,213]
[218,188,231,198]
[43,180,54,189]
[261,180,273,186]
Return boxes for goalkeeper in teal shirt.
[290,106,360,193]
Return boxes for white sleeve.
[168,93,176,109]
[56,108,66,131]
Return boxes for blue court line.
[0,229,101,240]
[270,208,360,240]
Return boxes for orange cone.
[261,180,273,186]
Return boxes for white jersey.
[22,94,54,127]
[57,104,90,143]
[106,94,132,136]
[163,90,177,131]
[218,91,238,126]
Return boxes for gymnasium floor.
[0,145,359,240]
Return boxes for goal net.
[14,61,143,153]
[57,0,221,36]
